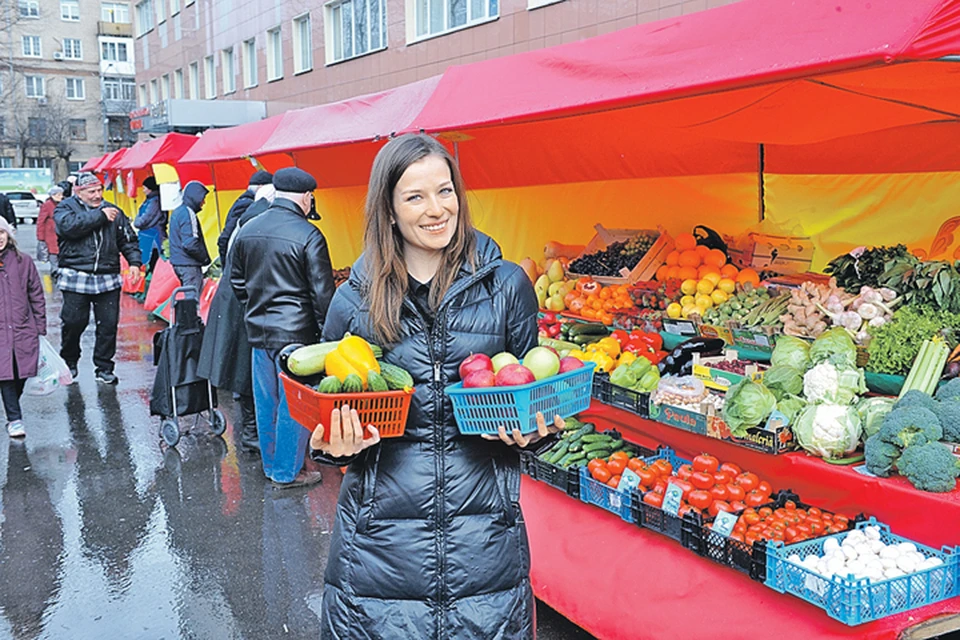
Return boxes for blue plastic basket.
[445,362,596,435]
[765,518,959,625]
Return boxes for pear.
[547,293,565,311]
[548,281,566,297]
[547,259,566,284]
[535,274,550,307]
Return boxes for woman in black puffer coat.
[310,134,559,639]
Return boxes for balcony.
[98,21,133,37]
[103,98,135,116]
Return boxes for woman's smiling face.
[391,154,459,259]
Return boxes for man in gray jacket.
[168,181,210,295]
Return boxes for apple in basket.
[495,364,537,387]
[558,356,585,373]
[463,369,497,388]
[522,346,561,381]
[491,352,520,373]
[459,353,494,380]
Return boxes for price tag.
[766,409,789,429]
[618,468,642,494]
[853,464,878,478]
[661,482,684,516]
[711,510,740,537]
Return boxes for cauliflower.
[793,403,862,459]
[897,442,960,493]
[803,362,866,405]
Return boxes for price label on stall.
[618,468,642,494]
[661,482,684,516]
[711,510,740,537]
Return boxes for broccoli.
[878,406,942,448]
[934,377,960,403]
[864,434,900,477]
[931,400,960,444]
[894,390,938,413]
[897,442,960,492]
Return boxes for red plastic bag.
[144,259,180,312]
[198,278,218,324]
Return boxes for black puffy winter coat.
[313,232,539,639]
[54,196,141,274]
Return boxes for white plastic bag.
[24,337,73,396]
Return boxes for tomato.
[834,514,850,526]
[807,507,822,518]
[676,464,694,481]
[756,480,773,497]
[609,450,630,463]
[735,472,760,492]
[627,458,644,472]
[744,532,760,546]
[719,462,742,477]
[653,479,668,495]
[709,484,729,501]
[592,467,612,483]
[652,459,673,477]
[607,475,621,489]
[709,500,732,517]
[742,511,761,526]
[669,479,693,500]
[693,454,720,474]
[828,524,847,534]
[637,468,657,487]
[588,459,607,474]
[725,484,746,502]
[745,491,768,508]
[784,500,797,510]
[607,458,627,476]
[687,489,713,510]
[713,471,734,485]
[796,523,812,536]
[807,519,824,535]
[733,520,747,533]
[730,532,745,543]
[643,492,664,508]
[690,472,715,490]
[729,500,746,513]
[758,507,773,519]
[784,526,798,542]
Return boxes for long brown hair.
[363,134,476,345]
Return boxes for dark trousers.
[173,265,204,297]
[60,288,121,374]
[1,354,25,423]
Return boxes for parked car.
[3,191,42,224]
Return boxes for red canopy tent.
[178,115,288,190]
[114,132,199,171]
[80,154,106,172]
[94,147,130,173]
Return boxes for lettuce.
[777,395,807,425]
[771,335,811,371]
[762,365,804,401]
[722,379,777,437]
[809,327,858,369]
[856,396,896,438]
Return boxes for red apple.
[459,353,493,380]
[559,356,585,373]
[462,369,496,388]
[495,364,537,387]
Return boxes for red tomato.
[735,472,760,492]
[744,532,760,545]
[730,533,745,543]
[796,523,812,536]
[807,507,822,518]
[653,479,668,495]
[729,500,746,513]
[719,462,742,477]
[627,458,644,472]
[676,464,694,481]
[725,484,746,502]
[744,491,767,508]
[679,504,703,518]
[607,458,627,476]
[709,500,732,517]
[713,471,734,485]
[709,484,729,502]
[687,489,713,510]
[807,519,824,535]
[607,475,621,489]
[758,507,773,519]
[643,492,664,508]
[743,511,761,526]
[652,459,673,477]
[593,467,612,483]
[784,526,798,542]
[834,514,850,526]
[784,500,797,510]
[828,524,847,534]
[609,450,630,463]
[637,468,657,487]
[757,480,773,497]
[588,459,607,474]
[693,454,720,474]
[690,472,715,490]
[669,479,693,500]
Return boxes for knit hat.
[76,173,102,189]
[143,176,158,191]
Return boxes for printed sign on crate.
[731,328,777,354]
[648,401,709,435]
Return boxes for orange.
[678,250,701,268]
[703,249,727,268]
[696,245,711,257]
[675,233,697,252]
[737,268,761,287]
[599,288,611,300]
[698,264,721,279]
[720,264,740,279]
[655,265,670,281]
[677,266,699,281]
[665,250,680,266]
[667,266,681,280]
[581,308,597,319]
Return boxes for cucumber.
[543,441,569,464]
[342,374,365,393]
[558,452,586,467]
[583,440,616,454]
[567,423,595,442]
[606,440,625,451]
[585,449,611,461]
[581,433,613,444]
[563,417,585,431]
[317,375,342,394]
[379,362,415,390]
[567,323,609,337]
[567,441,582,453]
[288,342,340,376]
[367,371,389,392]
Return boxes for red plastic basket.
[280,372,414,442]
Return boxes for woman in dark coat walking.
[0,217,46,438]
[309,134,560,639]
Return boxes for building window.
[63,38,83,59]
[22,35,41,57]
[188,61,199,99]
[173,68,184,98]
[135,0,154,35]
[161,73,170,99]
[101,41,129,62]
[155,0,165,23]
[102,2,130,22]
[292,14,313,73]
[326,0,387,64]
[28,117,47,139]
[0,158,12,169]
[138,82,147,105]
[169,0,179,14]
[412,0,498,40]
[25,75,44,98]
[204,55,215,98]
[104,76,136,101]
[69,119,87,140]
[266,27,283,81]
[19,1,40,18]
[221,47,235,93]
[65,78,85,100]
[242,38,257,88]
[149,77,158,102]
[61,0,80,20]
[28,158,53,169]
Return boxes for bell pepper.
[582,351,615,373]
[595,337,621,358]
[617,351,638,368]
[568,349,589,361]
[325,335,381,384]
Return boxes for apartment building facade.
[1,0,137,175]
[134,0,738,123]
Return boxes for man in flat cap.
[231,167,335,488]
[133,175,167,269]
[54,172,142,384]
[217,170,273,260]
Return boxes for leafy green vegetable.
[762,365,804,401]
[721,379,777,437]
[809,327,858,369]
[770,335,811,371]
[824,244,914,293]
[777,395,807,424]
[866,305,960,375]
[793,403,862,459]
[856,396,896,438]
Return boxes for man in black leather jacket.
[230,167,335,488]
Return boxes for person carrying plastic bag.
[0,217,46,439]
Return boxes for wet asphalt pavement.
[0,225,595,640]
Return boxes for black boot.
[238,394,260,454]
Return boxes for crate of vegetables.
[577,440,663,522]
[696,490,858,582]
[691,350,766,392]
[765,519,959,626]
[567,224,674,286]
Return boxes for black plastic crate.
[632,492,704,550]
[521,438,581,498]
[591,372,651,418]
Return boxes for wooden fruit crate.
[567,224,675,286]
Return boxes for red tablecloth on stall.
[520,401,960,639]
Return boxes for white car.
[4,191,42,224]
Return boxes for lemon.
[696,279,715,295]
[703,272,722,286]
[680,295,696,307]
[695,294,714,310]
[680,279,699,296]
[711,290,729,305]
[666,302,682,319]
[681,304,699,319]
[717,278,736,294]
